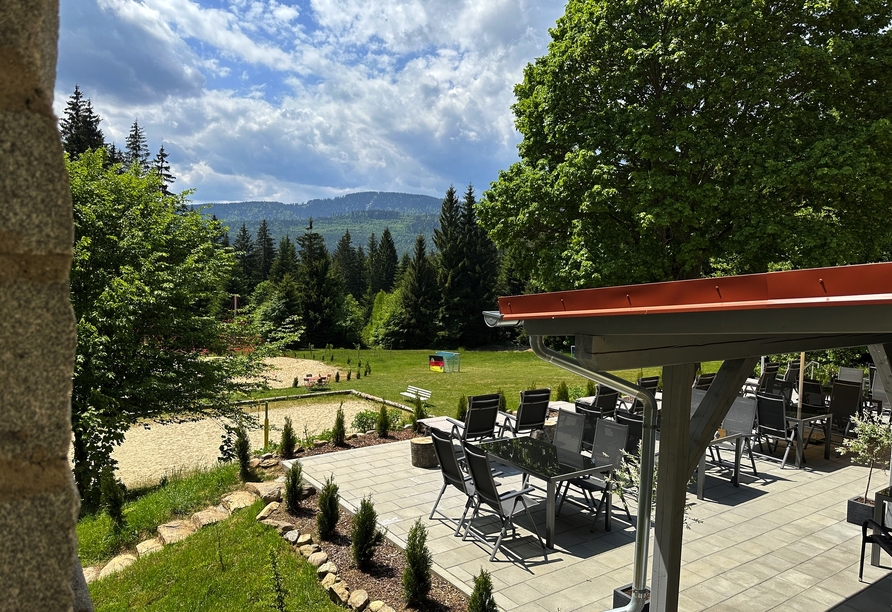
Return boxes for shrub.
[347,370,352,381]
[356,368,362,380]
[555,381,570,402]
[292,376,300,388]
[364,362,372,376]
[586,379,598,396]
[456,395,468,421]
[376,404,389,438]
[497,389,507,412]
[468,568,498,612]
[351,496,385,570]
[352,409,379,432]
[269,550,287,612]
[235,424,254,482]
[317,475,340,540]
[335,371,340,383]
[99,465,126,530]
[332,403,346,446]
[402,518,432,605]
[284,461,303,514]
[411,395,428,431]
[280,416,298,459]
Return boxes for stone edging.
[233,389,414,414]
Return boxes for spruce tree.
[366,233,382,299]
[153,144,176,195]
[397,235,438,348]
[231,224,258,296]
[333,229,365,300]
[255,219,276,282]
[296,226,346,347]
[125,120,150,173]
[60,85,105,159]
[433,185,468,347]
[460,184,500,347]
[378,228,399,292]
[269,235,299,282]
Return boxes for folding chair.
[462,441,546,562]
[829,380,862,439]
[429,428,476,536]
[755,392,795,469]
[499,388,550,437]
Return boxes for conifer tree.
[396,235,438,348]
[269,236,299,282]
[105,143,125,168]
[125,120,150,173]
[153,144,175,195]
[296,225,347,347]
[231,223,258,296]
[255,219,276,282]
[333,229,365,300]
[60,85,105,159]
[366,233,382,299]
[433,185,468,347]
[378,228,399,292]
[459,184,500,346]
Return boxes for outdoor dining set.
[419,361,890,564]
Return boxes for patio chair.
[839,366,865,386]
[755,392,796,469]
[557,419,630,530]
[461,441,546,562]
[758,362,780,393]
[575,386,618,450]
[693,372,716,390]
[631,376,660,413]
[552,409,586,453]
[499,388,550,437]
[783,360,801,383]
[767,378,794,406]
[447,393,501,443]
[429,428,476,536]
[829,379,862,439]
[860,519,892,581]
[615,410,644,456]
[709,395,759,476]
[869,365,890,417]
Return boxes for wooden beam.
[868,344,892,488]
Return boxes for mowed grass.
[78,463,240,565]
[89,500,343,612]
[266,347,723,418]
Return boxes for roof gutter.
[529,335,654,612]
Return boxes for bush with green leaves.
[468,568,498,612]
[280,416,298,459]
[402,518,432,605]
[838,409,892,501]
[351,496,385,570]
[332,403,347,446]
[235,424,254,482]
[554,381,570,402]
[352,410,378,432]
[376,404,389,438]
[456,395,468,421]
[317,475,340,540]
[284,461,303,514]
[99,466,126,531]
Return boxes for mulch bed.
[267,430,470,612]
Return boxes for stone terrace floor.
[294,436,892,611]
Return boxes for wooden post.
[264,402,269,448]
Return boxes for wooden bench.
[400,385,431,404]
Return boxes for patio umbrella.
[797,351,806,419]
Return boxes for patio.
[294,434,892,611]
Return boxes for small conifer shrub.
[412,395,427,430]
[269,550,287,612]
[280,416,297,459]
[555,380,570,402]
[332,403,346,446]
[356,368,362,380]
[99,465,126,530]
[317,475,340,540]
[497,389,507,412]
[376,403,389,438]
[351,496,385,570]
[347,370,352,381]
[284,461,303,514]
[468,568,499,612]
[586,379,598,397]
[364,362,372,376]
[335,371,340,383]
[402,518,432,605]
[235,423,253,482]
[456,395,468,421]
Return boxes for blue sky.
[56,0,566,203]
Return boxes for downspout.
[529,335,655,612]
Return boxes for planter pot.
[847,496,875,526]
[613,584,650,611]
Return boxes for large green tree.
[69,149,261,508]
[458,185,500,346]
[479,0,892,290]
[255,219,277,282]
[393,235,438,349]
[125,119,150,174]
[433,185,468,346]
[59,85,105,159]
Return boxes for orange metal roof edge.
[497,262,892,320]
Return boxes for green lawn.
[271,347,722,418]
[89,500,343,612]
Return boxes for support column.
[651,363,695,612]
[867,344,892,488]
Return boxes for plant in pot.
[837,409,892,525]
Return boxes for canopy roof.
[496,262,892,370]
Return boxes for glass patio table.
[474,436,612,548]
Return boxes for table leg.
[732,438,742,487]
[823,418,831,460]
[546,480,555,549]
[697,451,706,500]
[795,423,804,468]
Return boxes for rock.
[283,530,301,544]
[376,606,395,612]
[81,566,102,584]
[321,572,340,589]
[221,490,258,511]
[136,538,164,558]
[245,481,283,503]
[259,458,279,469]
[346,433,358,440]
[307,551,329,567]
[365,430,376,435]
[299,544,320,557]
[191,505,229,529]
[157,520,196,545]
[295,533,313,546]
[295,446,305,453]
[348,589,369,611]
[98,553,137,579]
[255,502,279,521]
[261,452,273,460]
[302,485,317,497]
[316,561,338,578]
[260,519,294,534]
[314,439,328,448]
[328,582,350,605]
[249,458,262,469]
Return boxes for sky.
[56,0,566,204]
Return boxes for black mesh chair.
[758,362,780,392]
[462,441,546,562]
[693,372,716,390]
[447,393,501,443]
[615,410,644,456]
[710,395,758,476]
[756,392,796,469]
[575,386,618,450]
[429,428,476,535]
[860,519,892,581]
[632,376,660,413]
[499,388,551,437]
[829,380,863,439]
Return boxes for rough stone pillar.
[0,1,81,610]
